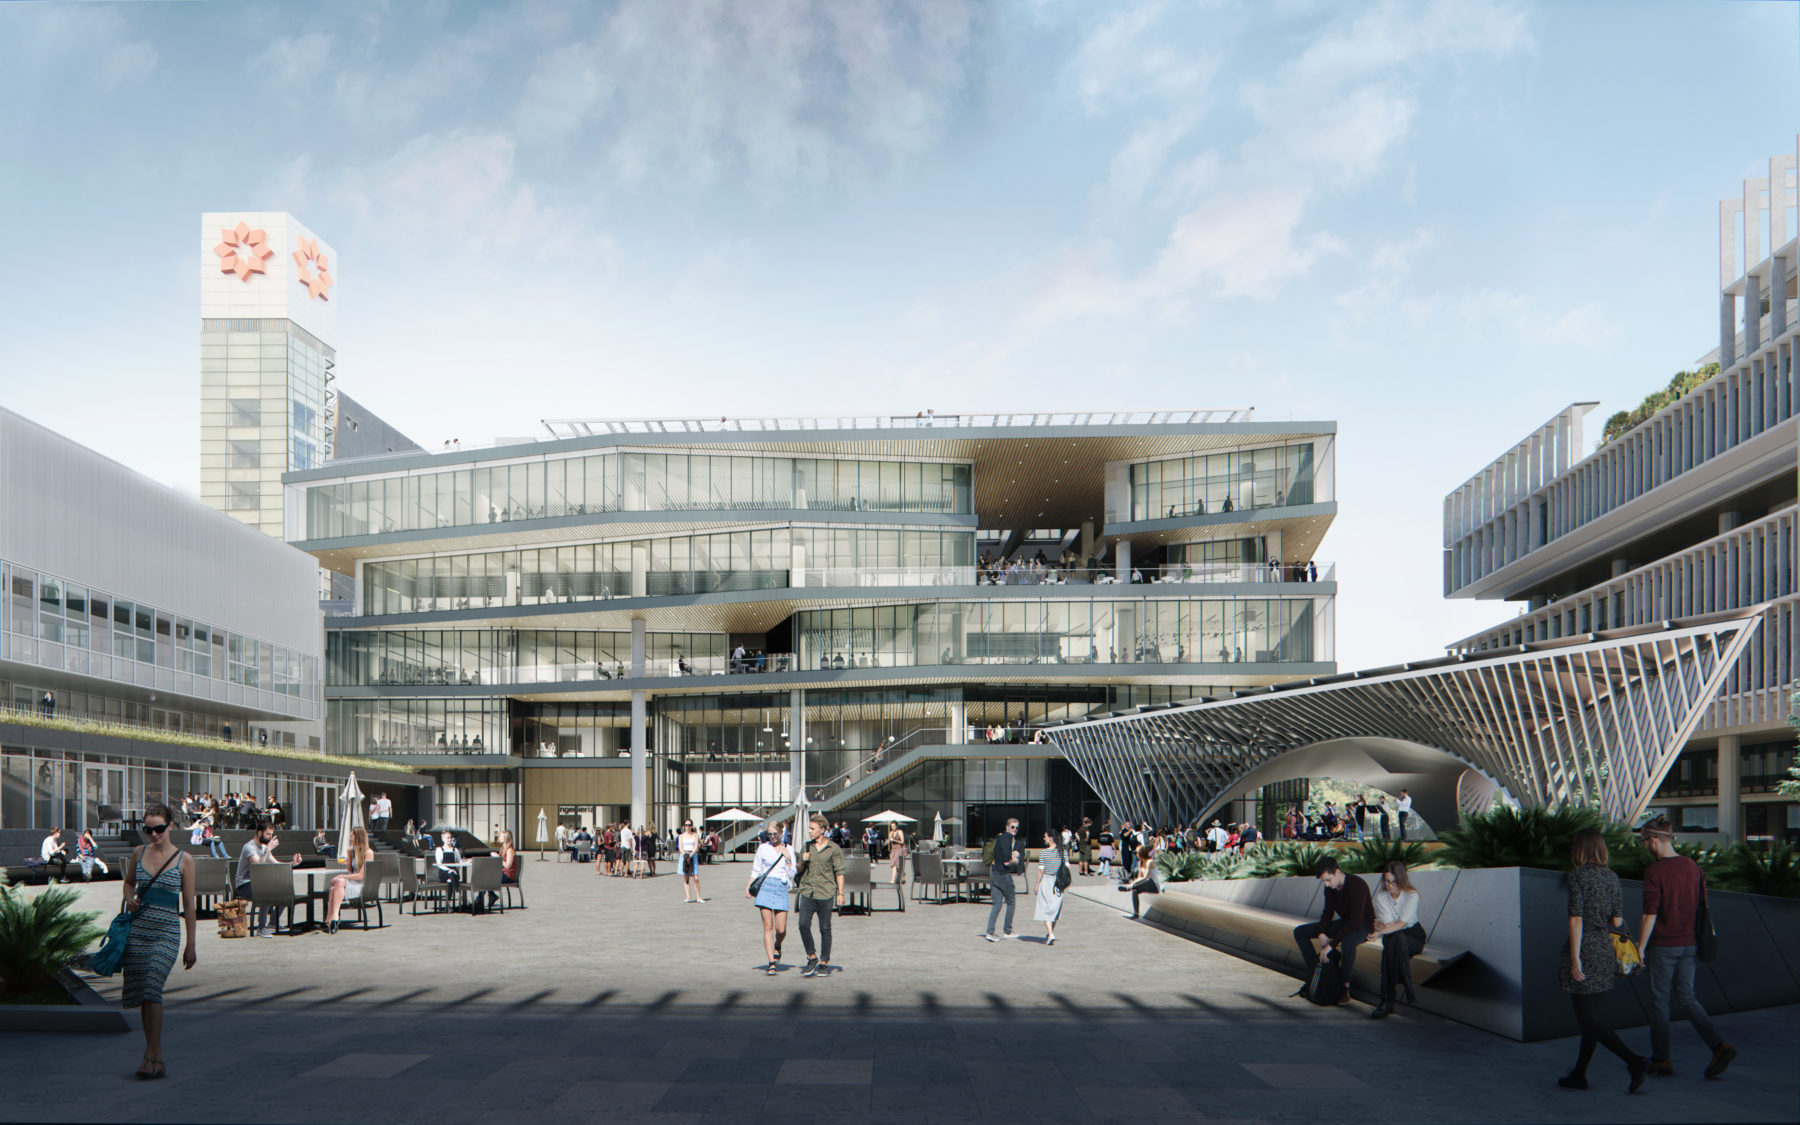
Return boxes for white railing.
[543,409,1252,439]
[366,654,801,688]
[793,566,975,588]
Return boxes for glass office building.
[288,410,1338,841]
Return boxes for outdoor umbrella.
[706,808,761,860]
[336,772,364,861]
[535,808,550,861]
[933,811,943,843]
[862,810,917,824]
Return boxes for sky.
[2,0,1798,671]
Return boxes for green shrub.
[1155,850,1244,882]
[0,885,104,1000]
[1244,842,1337,879]
[1710,842,1800,899]
[1434,805,1634,873]
[1341,839,1434,875]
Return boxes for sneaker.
[1647,1059,1675,1078]
[802,958,819,977]
[1627,1055,1647,1094]
[983,932,999,943]
[1704,1043,1737,1079]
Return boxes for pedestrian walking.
[1637,816,1736,1079]
[983,818,1024,941]
[795,814,845,978]
[1558,828,1647,1092]
[678,820,704,902]
[747,824,796,974]
[1033,831,1066,945]
[1077,816,1094,876]
[119,803,196,1080]
[1097,826,1115,879]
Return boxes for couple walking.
[746,815,845,978]
[983,818,1068,945]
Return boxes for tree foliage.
[1599,364,1717,447]
[1341,839,1435,875]
[0,885,104,1000]
[1434,804,1634,873]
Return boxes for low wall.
[1147,867,1800,1041]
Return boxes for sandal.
[765,963,779,976]
[135,1059,165,1080]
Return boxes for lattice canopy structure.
[1044,612,1762,831]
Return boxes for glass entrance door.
[82,766,125,834]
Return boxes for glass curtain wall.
[359,527,975,615]
[327,629,725,686]
[1130,443,1316,520]
[306,452,973,539]
[511,702,631,758]
[434,770,517,840]
[795,597,1325,669]
[326,697,507,755]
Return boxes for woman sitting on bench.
[1365,860,1425,1019]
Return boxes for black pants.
[1569,992,1636,1077]
[1129,877,1159,917]
[1379,816,1390,841]
[44,850,69,879]
[796,895,834,962]
[1398,813,1408,840]
[1294,922,1369,988]
[1379,924,1426,1002]
[436,866,461,892]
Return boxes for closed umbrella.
[535,808,550,861]
[336,772,365,862]
[933,811,943,843]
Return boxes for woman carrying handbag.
[119,804,197,1079]
[1557,828,1647,1092]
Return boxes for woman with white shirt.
[1365,860,1426,1019]
[677,820,703,902]
[745,825,796,975]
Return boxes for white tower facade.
[199,212,339,538]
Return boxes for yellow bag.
[1611,931,1642,975]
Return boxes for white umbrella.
[862,810,917,823]
[336,772,364,862]
[535,808,550,861]
[933,811,943,842]
[706,808,761,823]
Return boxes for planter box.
[1148,866,1800,1041]
[0,969,129,1034]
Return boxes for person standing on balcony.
[41,690,54,718]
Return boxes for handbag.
[748,847,786,898]
[86,850,181,977]
[1695,874,1718,964]
[1053,850,1072,893]
[1610,929,1643,976]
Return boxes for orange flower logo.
[213,221,274,282]
[293,236,333,301]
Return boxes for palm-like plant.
[1341,839,1434,875]
[1433,804,1634,873]
[1244,842,1337,879]
[0,885,104,1000]
[1156,850,1244,882]
[1710,842,1800,899]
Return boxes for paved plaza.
[4,862,1793,1124]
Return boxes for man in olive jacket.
[796,814,845,977]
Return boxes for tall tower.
[198,213,338,537]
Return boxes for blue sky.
[2,0,1797,669]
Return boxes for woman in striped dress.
[121,803,196,1079]
[1033,831,1065,945]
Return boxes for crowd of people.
[1278,791,1416,842]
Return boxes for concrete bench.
[1145,888,1471,992]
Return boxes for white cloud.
[515,0,980,189]
[13,5,157,90]
[1067,2,1216,112]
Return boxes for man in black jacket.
[1293,856,1373,1005]
[983,819,1024,941]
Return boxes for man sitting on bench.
[1293,856,1373,1006]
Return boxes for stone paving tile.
[1074,1085,1202,1117]
[547,1080,676,1113]
[652,1082,772,1114]
[775,1057,872,1084]
[868,1082,981,1115]
[1239,1060,1368,1088]
[298,1053,428,1079]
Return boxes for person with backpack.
[1033,830,1069,945]
[1292,856,1373,1006]
[1638,815,1735,1079]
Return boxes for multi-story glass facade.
[358,526,976,615]
[302,452,973,540]
[287,412,1339,838]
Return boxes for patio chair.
[912,852,947,904]
[391,855,421,908]
[413,862,452,915]
[343,868,387,930]
[885,853,908,912]
[841,855,873,914]
[467,856,505,912]
[247,863,298,935]
[963,859,991,902]
[369,853,403,905]
[191,857,232,913]
[500,859,525,910]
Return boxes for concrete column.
[1080,520,1096,564]
[1720,295,1737,367]
[1717,734,1741,843]
[630,541,649,598]
[1745,273,1763,352]
[630,690,648,828]
[1115,539,1131,583]
[1773,256,1790,335]
[630,618,647,826]
[789,688,806,808]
